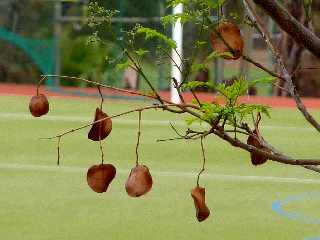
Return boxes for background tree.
[275,0,320,97]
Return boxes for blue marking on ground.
[272,192,320,240]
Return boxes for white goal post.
[171,3,183,104]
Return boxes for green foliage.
[182,81,214,91]
[166,0,226,10]
[216,78,248,104]
[136,26,177,49]
[61,34,107,85]
[87,1,119,28]
[115,60,130,72]
[249,76,277,87]
[186,50,234,78]
[206,51,234,61]
[162,0,227,27]
[185,77,271,127]
[186,102,270,127]
[61,30,124,87]
[135,49,150,57]
[86,31,102,45]
[161,12,198,26]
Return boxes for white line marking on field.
[0,112,316,131]
[0,163,319,184]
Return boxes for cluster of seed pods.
[84,105,153,198]
[29,90,153,199]
[28,21,258,222]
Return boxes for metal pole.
[171,4,183,104]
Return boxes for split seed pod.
[29,94,49,117]
[210,22,244,60]
[88,108,112,141]
[247,130,268,166]
[87,164,116,193]
[191,186,210,222]
[125,165,153,197]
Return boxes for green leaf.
[86,1,118,28]
[135,49,149,57]
[182,81,214,90]
[249,76,276,86]
[216,77,248,104]
[206,51,234,61]
[191,63,207,73]
[115,60,130,72]
[212,0,227,9]
[136,26,177,49]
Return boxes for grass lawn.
[0,95,320,240]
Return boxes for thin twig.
[169,122,185,138]
[99,137,104,165]
[197,137,206,187]
[172,77,185,103]
[124,50,164,104]
[242,55,284,81]
[42,75,161,102]
[97,86,104,110]
[191,90,202,106]
[41,74,195,114]
[156,134,199,142]
[57,136,61,166]
[135,111,142,166]
[161,48,183,74]
[40,104,183,140]
[37,76,46,96]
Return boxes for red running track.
[1,83,320,109]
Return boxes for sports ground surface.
[1,83,320,240]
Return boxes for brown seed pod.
[191,186,210,222]
[87,164,116,193]
[125,165,153,197]
[88,108,112,141]
[247,130,268,166]
[210,21,244,60]
[29,94,49,117]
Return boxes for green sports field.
[1,95,320,240]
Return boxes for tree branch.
[242,55,284,81]
[212,125,320,166]
[40,104,187,140]
[43,75,162,102]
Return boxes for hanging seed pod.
[29,94,49,117]
[125,165,153,197]
[88,108,112,141]
[210,21,244,60]
[87,164,116,193]
[247,130,268,166]
[191,186,211,222]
